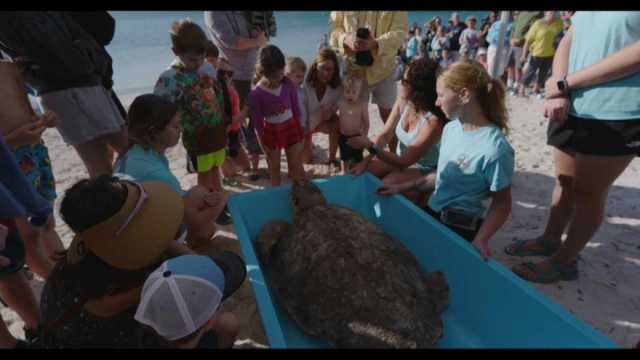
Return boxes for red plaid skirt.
[261,117,304,150]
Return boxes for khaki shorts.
[358,71,397,110]
[40,85,125,146]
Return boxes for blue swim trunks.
[13,142,57,202]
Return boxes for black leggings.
[522,56,553,88]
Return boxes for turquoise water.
[108,11,488,99]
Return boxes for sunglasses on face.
[115,181,149,236]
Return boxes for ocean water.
[108,11,488,99]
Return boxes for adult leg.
[14,218,53,279]
[552,153,635,264]
[536,57,553,95]
[372,73,397,153]
[0,272,39,330]
[514,154,635,283]
[42,215,64,260]
[505,147,575,256]
[72,137,113,178]
[541,148,577,242]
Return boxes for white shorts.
[40,85,125,146]
[487,45,509,77]
[358,71,397,110]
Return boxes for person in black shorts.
[505,13,640,284]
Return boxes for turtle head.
[290,179,326,214]
[255,220,291,266]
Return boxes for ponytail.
[439,60,509,133]
[481,78,508,134]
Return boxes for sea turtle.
[254,179,449,348]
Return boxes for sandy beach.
[2,94,639,348]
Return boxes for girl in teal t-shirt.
[380,60,514,260]
[114,94,228,248]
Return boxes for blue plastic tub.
[228,173,617,348]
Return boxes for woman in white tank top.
[349,58,447,205]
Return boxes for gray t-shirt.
[204,11,258,81]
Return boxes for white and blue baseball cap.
[134,253,246,341]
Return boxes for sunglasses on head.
[115,181,149,236]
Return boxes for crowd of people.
[399,11,574,100]
[0,10,639,349]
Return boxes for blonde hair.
[285,57,307,74]
[439,60,508,133]
[342,75,363,93]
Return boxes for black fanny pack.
[440,208,482,231]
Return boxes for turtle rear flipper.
[255,220,291,266]
[424,271,449,315]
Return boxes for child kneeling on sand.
[337,76,369,174]
[134,254,246,348]
[114,94,227,249]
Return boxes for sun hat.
[66,180,184,270]
[477,47,488,56]
[134,253,247,341]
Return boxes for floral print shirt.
[154,59,227,155]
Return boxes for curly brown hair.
[405,58,447,121]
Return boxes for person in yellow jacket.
[329,11,408,148]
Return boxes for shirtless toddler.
[338,76,369,173]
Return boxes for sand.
[2,94,639,348]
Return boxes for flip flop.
[504,237,561,257]
[512,259,578,284]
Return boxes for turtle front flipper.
[255,220,291,266]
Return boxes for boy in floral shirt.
[154,19,232,224]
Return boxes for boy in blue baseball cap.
[135,253,247,348]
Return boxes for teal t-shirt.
[114,145,185,196]
[569,11,640,120]
[428,120,514,218]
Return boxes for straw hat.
[66,181,184,270]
